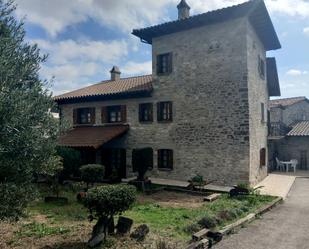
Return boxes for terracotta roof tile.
[270,97,307,108]
[287,121,309,137]
[54,75,153,102]
[58,125,129,149]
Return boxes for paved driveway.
[215,178,309,249]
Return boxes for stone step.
[192,228,209,241]
[203,193,221,202]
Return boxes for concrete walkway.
[255,173,296,199]
[215,178,309,249]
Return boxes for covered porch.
[58,125,129,180]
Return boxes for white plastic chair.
[276,157,285,171]
[290,159,298,173]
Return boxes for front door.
[300,151,308,170]
[102,149,126,179]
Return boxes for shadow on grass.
[40,242,88,249]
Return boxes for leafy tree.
[0,0,61,219]
[84,185,137,243]
[56,146,82,179]
[80,164,105,189]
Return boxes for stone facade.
[59,16,272,186]
[270,100,309,126]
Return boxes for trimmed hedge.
[80,164,105,186]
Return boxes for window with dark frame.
[157,101,173,122]
[74,107,95,125]
[102,105,126,124]
[157,53,172,74]
[258,56,265,79]
[260,148,266,167]
[139,103,153,122]
[158,149,173,170]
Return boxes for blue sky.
[14,0,309,98]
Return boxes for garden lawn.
[1,187,276,249]
[124,193,275,240]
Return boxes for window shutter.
[138,104,142,122]
[260,148,266,167]
[121,105,127,123]
[156,55,160,74]
[101,107,108,124]
[168,53,173,73]
[168,102,173,121]
[157,150,162,168]
[157,102,161,121]
[169,150,173,169]
[73,109,78,125]
[149,104,154,122]
[90,108,96,124]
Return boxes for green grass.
[27,187,88,223]
[15,222,71,238]
[124,194,275,240]
[25,186,275,241]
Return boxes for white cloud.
[286,69,308,76]
[33,39,128,65]
[304,27,309,36]
[15,0,309,38]
[122,61,152,75]
[265,0,309,18]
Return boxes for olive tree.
[0,0,61,220]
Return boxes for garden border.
[186,196,282,248]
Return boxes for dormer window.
[157,53,172,75]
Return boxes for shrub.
[0,183,35,221]
[80,164,105,188]
[190,174,206,186]
[183,223,202,234]
[197,215,217,229]
[84,184,137,242]
[156,239,178,249]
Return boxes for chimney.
[177,0,190,20]
[110,66,121,81]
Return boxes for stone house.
[269,97,309,170]
[54,0,281,186]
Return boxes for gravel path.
[215,178,309,249]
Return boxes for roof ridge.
[271,96,306,101]
[133,0,257,33]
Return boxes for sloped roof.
[58,125,129,149]
[132,0,281,51]
[267,57,280,97]
[54,75,153,103]
[287,121,309,137]
[270,97,308,108]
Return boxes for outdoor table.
[281,161,292,172]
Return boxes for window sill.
[157,72,172,76]
[157,168,173,172]
[139,121,154,124]
[73,124,95,127]
[158,120,173,124]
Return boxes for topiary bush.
[80,164,105,188]
[84,184,137,245]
